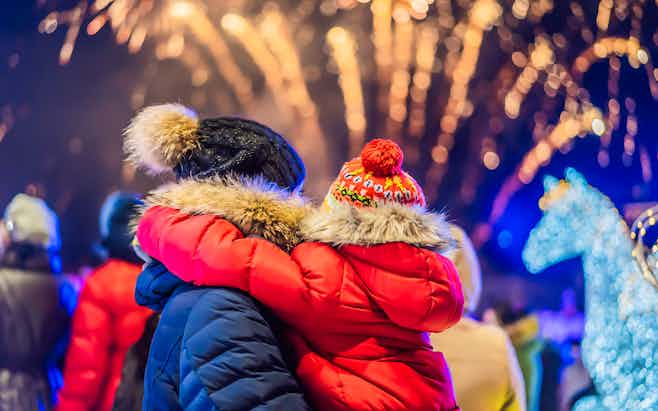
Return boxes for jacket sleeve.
[179,290,310,410]
[417,252,464,332]
[356,248,464,333]
[56,277,112,411]
[136,206,331,323]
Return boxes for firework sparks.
[386,11,415,140]
[39,0,658,222]
[429,0,501,166]
[41,0,253,105]
[169,2,253,105]
[221,12,287,110]
[408,23,439,140]
[327,26,366,157]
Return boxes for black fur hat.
[124,104,305,191]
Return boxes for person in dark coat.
[124,103,310,411]
[0,194,71,411]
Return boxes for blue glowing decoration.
[523,168,658,411]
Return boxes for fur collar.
[300,202,455,251]
[142,176,309,251]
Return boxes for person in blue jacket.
[124,104,310,411]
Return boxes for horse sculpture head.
[523,168,606,273]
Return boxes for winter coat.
[0,263,70,411]
[57,259,152,411]
[134,178,310,411]
[136,193,464,411]
[431,319,526,411]
[112,313,159,411]
[431,226,526,411]
[505,315,543,411]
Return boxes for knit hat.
[325,139,425,209]
[98,191,142,261]
[3,194,60,251]
[124,103,305,191]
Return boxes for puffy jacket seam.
[329,355,407,409]
[205,370,298,396]
[258,392,308,410]
[149,335,182,403]
[181,339,217,410]
[419,252,436,329]
[342,242,420,275]
[295,258,333,307]
[335,258,348,303]
[246,240,257,294]
[183,323,281,359]
[440,256,463,327]
[334,366,350,408]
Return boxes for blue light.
[523,168,658,411]
[497,229,513,249]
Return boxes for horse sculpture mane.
[523,168,658,411]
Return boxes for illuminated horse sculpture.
[523,168,658,411]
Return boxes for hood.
[99,191,142,263]
[135,262,188,311]
[300,201,455,251]
[447,225,481,313]
[139,175,310,252]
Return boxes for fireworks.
[327,26,366,157]
[39,0,658,212]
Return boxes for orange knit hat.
[324,139,426,209]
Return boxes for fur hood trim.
[141,176,309,251]
[300,202,455,251]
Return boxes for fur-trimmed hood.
[140,177,453,252]
[301,202,455,251]
[141,176,309,251]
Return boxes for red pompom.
[360,139,404,176]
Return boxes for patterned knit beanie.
[124,104,305,191]
[325,139,426,209]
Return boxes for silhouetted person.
[0,194,70,411]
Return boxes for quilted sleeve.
[179,289,310,410]
[136,206,335,323]
[411,252,464,332]
[136,206,246,285]
[357,248,464,333]
[56,278,111,411]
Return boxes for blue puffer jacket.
[136,262,310,411]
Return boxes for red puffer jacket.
[136,202,464,411]
[56,259,152,411]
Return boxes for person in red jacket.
[135,139,464,411]
[57,192,152,411]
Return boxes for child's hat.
[325,139,426,209]
[124,103,305,191]
[3,194,60,251]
